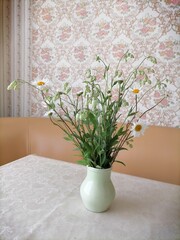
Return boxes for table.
[0,155,180,240]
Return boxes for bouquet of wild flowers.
[8,51,168,169]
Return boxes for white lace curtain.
[0,0,31,117]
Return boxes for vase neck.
[87,166,112,178]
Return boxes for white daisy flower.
[131,121,148,137]
[131,84,142,94]
[32,78,50,89]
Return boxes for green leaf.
[81,141,93,153]
[64,135,73,141]
[128,107,137,117]
[147,56,157,64]
[77,160,88,166]
[64,82,69,90]
[115,160,126,166]
[96,55,101,62]
[139,70,145,75]
[67,87,71,93]
[105,65,110,71]
[7,80,19,90]
[128,111,137,117]
[77,91,83,97]
[118,80,124,85]
[118,147,128,151]
[127,52,134,58]
[113,81,118,86]
[116,127,126,136]
[85,85,91,93]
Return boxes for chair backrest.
[0,117,180,185]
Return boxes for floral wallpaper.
[31,0,180,127]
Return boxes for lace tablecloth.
[0,155,180,240]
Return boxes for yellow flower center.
[37,81,45,86]
[135,124,142,132]
[132,88,140,94]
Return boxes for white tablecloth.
[0,155,180,240]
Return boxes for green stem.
[139,96,166,119]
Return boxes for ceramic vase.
[80,166,115,213]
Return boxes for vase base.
[84,206,111,213]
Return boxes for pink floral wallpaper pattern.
[31,0,180,127]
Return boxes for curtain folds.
[0,0,31,117]
[0,0,11,117]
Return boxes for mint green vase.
[80,166,115,212]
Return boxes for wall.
[31,0,180,127]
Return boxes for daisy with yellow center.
[132,88,140,94]
[37,81,45,86]
[135,124,142,132]
[131,84,142,94]
[131,121,148,137]
[32,78,50,89]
